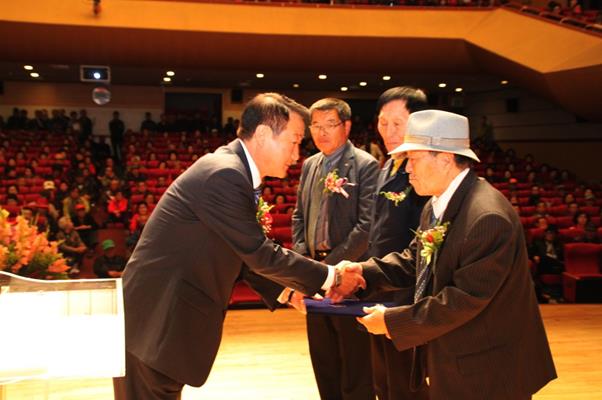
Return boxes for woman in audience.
[572,211,590,230]
[56,216,87,275]
[107,189,129,226]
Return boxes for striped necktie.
[254,187,262,205]
[414,211,438,303]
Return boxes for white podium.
[0,271,125,397]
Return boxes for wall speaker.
[231,88,243,103]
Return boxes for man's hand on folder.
[326,262,366,302]
[357,304,391,339]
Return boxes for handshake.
[327,261,365,302]
[283,261,364,314]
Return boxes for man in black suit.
[114,93,365,400]
[291,98,379,399]
[349,110,556,399]
[365,87,430,400]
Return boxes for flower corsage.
[323,169,355,199]
[380,186,412,206]
[256,197,274,235]
[416,221,450,265]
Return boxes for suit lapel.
[376,159,394,193]
[230,139,254,189]
[335,141,354,180]
[419,170,478,291]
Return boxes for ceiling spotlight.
[24,65,34,71]
[30,72,40,78]
[166,71,175,77]
[455,87,463,92]
[340,86,348,92]
[293,83,300,88]
[359,82,367,87]
[501,80,509,85]
[318,74,327,80]
[163,77,172,82]
[438,83,447,88]
[256,73,264,78]
[382,75,391,81]
[93,72,101,80]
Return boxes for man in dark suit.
[350,110,557,399]
[365,87,429,400]
[114,93,365,400]
[291,98,379,399]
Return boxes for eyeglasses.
[309,121,344,133]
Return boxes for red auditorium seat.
[555,216,573,228]
[270,227,292,245]
[528,228,545,244]
[271,213,292,228]
[581,206,600,216]
[229,281,262,305]
[562,243,602,303]
[558,228,584,243]
[548,205,568,216]
[520,206,536,215]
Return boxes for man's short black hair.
[237,93,309,140]
[376,86,428,115]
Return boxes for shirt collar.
[431,168,470,220]
[322,141,347,169]
[239,140,262,189]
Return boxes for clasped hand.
[325,261,366,302]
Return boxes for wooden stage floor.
[2,304,601,399]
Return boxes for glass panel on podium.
[0,271,125,385]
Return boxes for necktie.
[254,187,262,205]
[414,210,438,303]
[307,159,328,257]
[390,158,403,177]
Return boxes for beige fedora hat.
[389,109,480,162]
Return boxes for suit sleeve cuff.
[320,265,335,291]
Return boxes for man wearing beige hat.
[339,110,557,399]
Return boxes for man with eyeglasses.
[291,98,379,399]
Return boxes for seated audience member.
[534,216,549,230]
[583,188,597,206]
[72,203,99,249]
[530,225,564,301]
[528,185,542,206]
[563,193,575,205]
[144,193,157,211]
[63,186,90,218]
[127,202,150,249]
[567,202,579,218]
[56,216,87,275]
[107,190,129,225]
[533,201,550,219]
[579,222,600,243]
[572,211,589,230]
[126,166,147,183]
[274,194,286,205]
[93,239,127,278]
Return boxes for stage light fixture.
[80,65,110,83]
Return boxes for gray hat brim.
[389,142,480,162]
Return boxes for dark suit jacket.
[292,140,379,264]
[122,139,328,387]
[364,158,429,303]
[360,170,557,399]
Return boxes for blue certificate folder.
[304,298,397,317]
